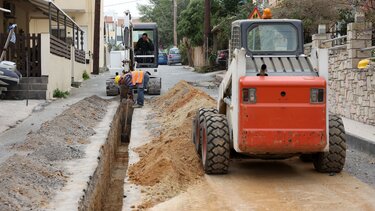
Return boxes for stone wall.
[329,52,375,125]
[325,14,375,126]
[308,13,375,125]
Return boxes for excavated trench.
[78,101,133,211]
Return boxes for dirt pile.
[0,96,108,210]
[127,81,216,208]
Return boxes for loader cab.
[132,23,159,68]
[231,19,304,56]
[230,19,315,76]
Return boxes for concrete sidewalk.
[0,100,45,134]
[0,72,114,163]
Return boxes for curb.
[346,133,375,155]
[215,73,224,83]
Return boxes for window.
[247,24,298,52]
[169,49,179,54]
[231,26,240,53]
[132,30,154,43]
[51,29,66,39]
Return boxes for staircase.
[3,77,48,100]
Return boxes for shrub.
[53,89,70,98]
[82,71,90,80]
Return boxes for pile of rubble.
[128,81,217,208]
[0,96,108,210]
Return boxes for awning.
[28,0,83,31]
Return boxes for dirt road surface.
[152,158,375,210]
[124,80,375,211]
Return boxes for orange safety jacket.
[131,70,144,85]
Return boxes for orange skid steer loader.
[192,18,346,174]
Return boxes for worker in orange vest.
[131,69,146,108]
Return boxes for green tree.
[138,0,190,48]
[211,1,255,49]
[273,0,348,42]
[177,0,205,46]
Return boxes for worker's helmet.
[262,8,272,19]
[358,59,370,69]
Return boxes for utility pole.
[173,0,177,47]
[93,0,101,74]
[204,0,210,65]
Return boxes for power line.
[104,0,140,7]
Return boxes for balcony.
[53,0,87,13]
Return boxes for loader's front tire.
[313,115,346,173]
[201,113,230,174]
[193,108,218,155]
[192,117,199,153]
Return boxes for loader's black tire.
[313,115,346,173]
[192,116,199,153]
[147,78,161,95]
[194,108,218,155]
[201,113,230,174]
[299,154,313,162]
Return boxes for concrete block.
[370,94,375,107]
[367,77,372,91]
[355,12,365,23]
[3,90,47,100]
[363,90,368,97]
[365,40,372,48]
[358,71,367,80]
[356,106,361,114]
[347,31,356,40]
[348,40,366,49]
[347,23,353,32]
[357,50,372,58]
[355,30,372,40]
[363,107,369,116]
[348,49,356,59]
[370,108,375,119]
[351,23,368,31]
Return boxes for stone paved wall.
[311,14,375,126]
[329,50,375,125]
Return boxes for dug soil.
[0,96,108,210]
[127,81,216,209]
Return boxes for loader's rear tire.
[194,108,218,155]
[313,115,346,173]
[201,113,230,174]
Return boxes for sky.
[104,0,150,18]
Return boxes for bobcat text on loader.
[193,18,346,174]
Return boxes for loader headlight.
[243,88,256,103]
[310,88,324,103]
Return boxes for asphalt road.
[154,64,219,98]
